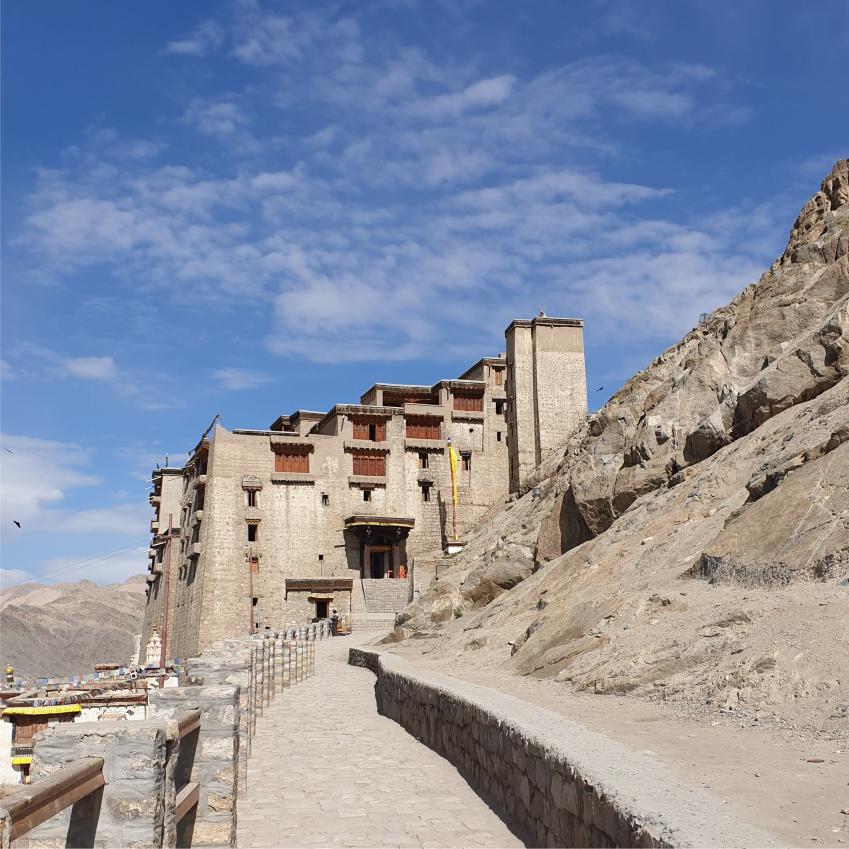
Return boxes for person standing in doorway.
[330,608,339,636]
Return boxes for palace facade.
[141,316,587,658]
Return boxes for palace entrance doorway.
[344,515,415,579]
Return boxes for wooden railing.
[174,709,201,827]
[0,757,104,843]
[0,709,201,846]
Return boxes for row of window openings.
[248,484,438,516]
[275,447,485,477]
[350,401,504,445]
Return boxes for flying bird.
[13,520,21,528]
[3,448,13,454]
[596,386,604,391]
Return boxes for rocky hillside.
[396,160,849,735]
[0,575,146,678]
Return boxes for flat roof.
[344,515,415,528]
[505,316,583,334]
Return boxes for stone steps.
[361,578,410,615]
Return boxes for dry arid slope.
[395,160,849,737]
[0,575,146,678]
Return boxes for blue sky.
[1,0,847,586]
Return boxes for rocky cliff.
[396,160,849,734]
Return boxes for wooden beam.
[175,782,199,823]
[176,709,201,739]
[3,757,105,841]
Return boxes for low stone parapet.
[349,648,777,848]
[11,634,321,847]
[19,719,173,848]
[148,687,239,847]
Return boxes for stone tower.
[505,317,587,492]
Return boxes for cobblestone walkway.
[237,634,523,848]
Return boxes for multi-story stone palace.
[141,316,587,658]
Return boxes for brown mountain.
[0,575,146,679]
[397,159,849,735]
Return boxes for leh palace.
[141,316,587,659]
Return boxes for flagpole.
[448,438,458,541]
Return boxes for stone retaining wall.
[9,631,323,848]
[349,648,777,848]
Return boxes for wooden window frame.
[453,394,484,412]
[352,416,386,442]
[274,447,310,473]
[406,416,441,440]
[352,452,385,477]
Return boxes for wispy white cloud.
[213,367,275,389]
[183,97,252,139]
[408,74,516,119]
[64,355,118,381]
[6,546,151,588]
[0,434,99,535]
[11,2,769,367]
[164,19,224,56]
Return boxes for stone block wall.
[11,632,321,848]
[148,687,240,847]
[349,648,776,848]
[20,720,172,848]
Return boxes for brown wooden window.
[352,452,385,476]
[249,557,259,573]
[275,448,310,473]
[453,394,483,412]
[494,368,503,386]
[352,417,386,441]
[406,416,441,440]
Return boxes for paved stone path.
[237,634,523,848]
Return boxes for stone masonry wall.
[8,631,321,848]
[349,648,776,848]
[532,321,587,466]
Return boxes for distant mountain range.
[0,574,146,679]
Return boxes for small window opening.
[495,400,504,415]
[318,554,324,561]
[462,453,471,471]
[246,489,257,507]
[368,423,377,441]
[496,431,502,442]
[421,485,431,503]
[321,492,329,507]
[494,368,503,386]
[249,557,259,573]
[247,522,258,542]
[418,452,428,470]
[363,489,371,502]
